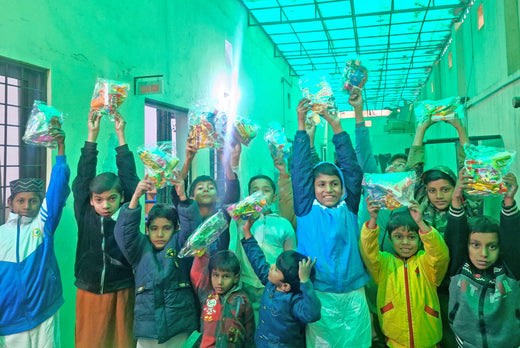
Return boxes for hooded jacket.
[291,130,369,293]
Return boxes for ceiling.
[239,0,470,112]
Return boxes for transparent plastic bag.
[90,78,130,120]
[187,100,224,149]
[232,116,260,146]
[22,100,66,149]
[299,74,338,126]
[362,171,416,210]
[179,211,229,258]
[227,191,270,221]
[264,122,291,158]
[415,96,465,123]
[342,59,368,93]
[464,144,516,195]
[137,141,179,189]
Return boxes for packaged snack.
[415,96,465,123]
[179,211,229,258]
[188,100,224,149]
[232,116,260,146]
[22,101,66,149]
[227,191,270,221]
[299,74,338,126]
[464,144,516,195]
[137,141,179,189]
[342,59,368,93]
[264,122,291,158]
[90,78,130,120]
[362,171,416,210]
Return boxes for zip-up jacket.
[73,142,139,293]
[0,155,70,335]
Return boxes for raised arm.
[351,90,379,174]
[500,173,520,278]
[240,219,270,285]
[270,145,297,228]
[114,202,147,267]
[172,170,203,246]
[359,199,383,283]
[114,114,139,204]
[291,257,321,323]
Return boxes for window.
[0,57,47,223]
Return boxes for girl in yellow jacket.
[360,201,449,348]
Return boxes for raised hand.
[113,112,127,146]
[87,109,101,142]
[297,98,311,130]
[503,172,518,207]
[170,170,187,201]
[348,88,363,110]
[129,175,155,209]
[452,168,473,209]
[298,256,316,283]
[49,117,65,156]
[366,197,380,229]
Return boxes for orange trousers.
[75,288,136,348]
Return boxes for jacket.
[291,130,369,293]
[445,203,520,348]
[360,222,449,348]
[73,142,139,294]
[114,199,200,343]
[241,237,321,347]
[0,155,70,335]
[191,253,255,347]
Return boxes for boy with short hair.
[360,202,449,347]
[73,111,139,348]
[0,125,70,347]
[445,172,520,347]
[291,98,371,347]
[191,250,255,347]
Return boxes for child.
[73,111,139,348]
[0,126,69,347]
[114,172,200,347]
[191,249,255,347]
[360,202,449,348]
[445,172,520,347]
[240,217,321,347]
[291,98,370,347]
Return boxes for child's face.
[249,178,277,206]
[146,217,175,249]
[211,268,239,296]
[90,188,123,217]
[468,232,499,270]
[426,179,454,210]
[267,264,285,289]
[314,174,342,207]
[191,180,217,206]
[390,227,420,258]
[9,192,42,218]
[385,158,407,173]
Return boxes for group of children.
[0,94,519,348]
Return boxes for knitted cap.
[10,178,44,197]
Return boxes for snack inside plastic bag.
[415,96,465,124]
[137,141,179,189]
[464,144,516,195]
[227,191,270,221]
[264,122,291,158]
[299,74,338,126]
[22,101,66,148]
[232,116,260,146]
[362,171,416,210]
[90,78,130,120]
[188,100,224,149]
[342,59,368,93]
[179,211,229,258]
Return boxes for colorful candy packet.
[342,59,368,93]
[415,96,465,123]
[188,100,224,149]
[264,122,291,158]
[362,171,416,210]
[179,211,229,258]
[90,78,130,120]
[464,144,516,195]
[232,116,260,146]
[22,100,66,149]
[137,141,179,189]
[299,74,338,126]
[227,191,270,221]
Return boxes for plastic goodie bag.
[231,116,260,146]
[362,171,416,210]
[22,101,66,148]
[464,144,516,195]
[179,211,229,258]
[342,59,368,93]
[90,78,130,120]
[264,122,291,158]
[137,141,179,189]
[299,74,338,126]
[188,100,224,149]
[227,191,270,221]
[415,96,465,123]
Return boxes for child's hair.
[209,250,240,275]
[423,167,456,187]
[386,208,420,236]
[89,172,123,196]
[467,216,500,235]
[248,175,276,195]
[389,153,407,164]
[313,163,342,186]
[146,203,179,231]
[276,250,314,293]
[188,175,218,197]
